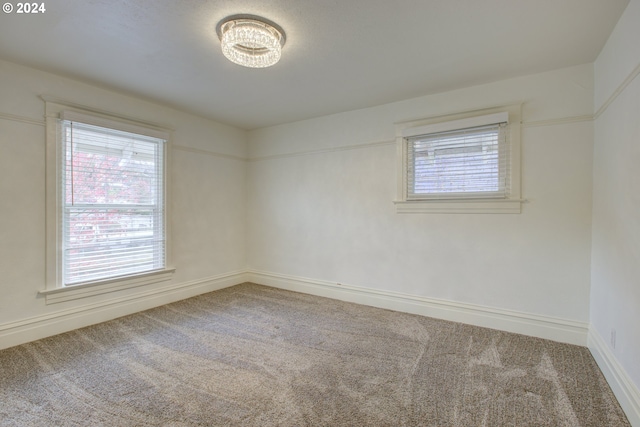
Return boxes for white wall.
[247,65,594,331]
[591,0,640,422]
[0,60,247,348]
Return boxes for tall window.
[60,117,166,286]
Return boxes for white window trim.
[42,98,174,303]
[394,104,523,214]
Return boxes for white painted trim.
[247,270,589,346]
[522,115,593,128]
[59,109,170,140]
[401,112,508,138]
[588,328,640,426]
[0,270,248,351]
[40,95,174,132]
[595,60,640,120]
[248,139,394,162]
[39,268,176,304]
[172,145,247,162]
[394,198,524,214]
[0,111,45,127]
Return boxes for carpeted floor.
[0,283,631,426]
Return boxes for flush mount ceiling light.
[216,15,286,68]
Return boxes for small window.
[407,121,509,200]
[395,106,522,214]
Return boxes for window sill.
[393,199,524,214]
[39,268,175,304]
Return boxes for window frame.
[43,99,174,303]
[394,104,523,214]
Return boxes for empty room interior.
[0,0,639,425]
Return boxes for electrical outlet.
[611,329,616,349]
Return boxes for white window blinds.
[406,120,510,200]
[60,119,166,285]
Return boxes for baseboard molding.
[589,328,640,426]
[247,270,589,346]
[2,268,588,349]
[0,270,248,351]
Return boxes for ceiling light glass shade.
[217,16,285,68]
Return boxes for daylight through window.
[60,120,166,285]
[407,121,510,199]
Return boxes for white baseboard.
[247,270,589,346]
[589,328,640,426]
[2,268,589,349]
[0,270,248,351]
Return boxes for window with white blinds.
[406,121,510,199]
[394,107,522,214]
[60,119,166,286]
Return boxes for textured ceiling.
[0,0,630,129]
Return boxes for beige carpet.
[0,283,630,426]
